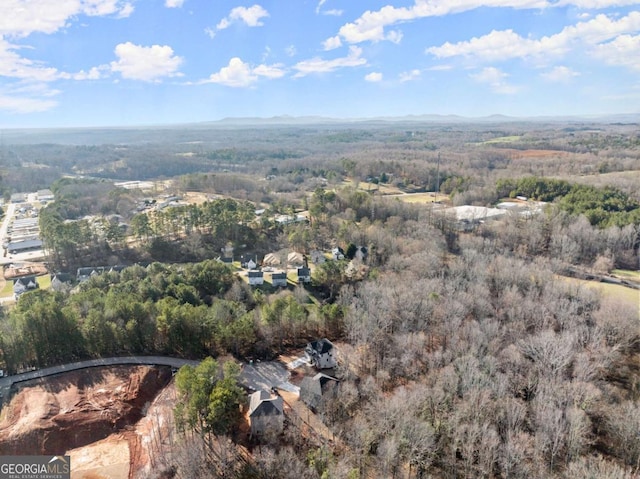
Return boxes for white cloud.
[165,0,185,7]
[285,45,297,57]
[427,12,640,64]
[0,39,62,82]
[316,0,328,14]
[71,66,106,81]
[365,71,383,82]
[110,42,183,82]
[332,0,640,46]
[201,58,284,87]
[541,65,580,82]
[559,0,640,7]
[429,64,453,71]
[253,63,286,79]
[399,69,421,82]
[316,0,343,16]
[336,1,548,45]
[204,27,216,39]
[217,5,269,30]
[323,36,343,51]
[470,66,520,94]
[593,34,640,70]
[0,81,60,112]
[0,0,134,37]
[387,30,404,44]
[0,94,57,113]
[293,46,367,77]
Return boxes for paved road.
[0,356,299,407]
[0,356,200,404]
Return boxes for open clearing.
[387,192,451,204]
[558,275,639,307]
[481,135,521,144]
[612,269,640,281]
[342,179,404,195]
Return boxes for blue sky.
[1,0,639,127]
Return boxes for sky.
[0,0,639,127]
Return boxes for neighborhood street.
[0,356,300,408]
[0,356,200,406]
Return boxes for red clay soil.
[0,365,172,457]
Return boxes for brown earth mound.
[3,263,48,280]
[0,365,172,456]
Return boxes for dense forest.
[0,121,638,478]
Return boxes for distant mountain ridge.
[207,113,640,126]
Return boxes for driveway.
[239,361,299,394]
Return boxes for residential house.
[50,273,74,292]
[300,373,339,411]
[287,252,305,268]
[310,250,326,265]
[354,246,368,262]
[13,276,38,298]
[331,247,345,260]
[77,267,103,282]
[249,390,284,437]
[37,189,55,202]
[77,265,126,282]
[297,267,311,284]
[262,253,280,267]
[10,193,25,203]
[248,270,264,286]
[271,272,287,287]
[305,339,337,369]
[246,259,257,270]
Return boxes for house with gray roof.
[271,272,287,287]
[300,373,339,411]
[13,276,38,298]
[297,266,311,284]
[249,390,284,437]
[305,338,337,369]
[248,270,264,286]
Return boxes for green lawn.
[0,280,13,297]
[0,274,51,298]
[612,269,640,281]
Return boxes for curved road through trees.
[0,356,200,405]
[0,356,300,408]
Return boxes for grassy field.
[341,179,404,195]
[0,274,52,298]
[0,279,13,297]
[388,192,451,204]
[612,269,640,281]
[481,135,521,144]
[558,275,639,307]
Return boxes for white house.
[305,339,337,369]
[13,276,38,299]
[297,267,311,284]
[271,272,287,287]
[248,270,264,286]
